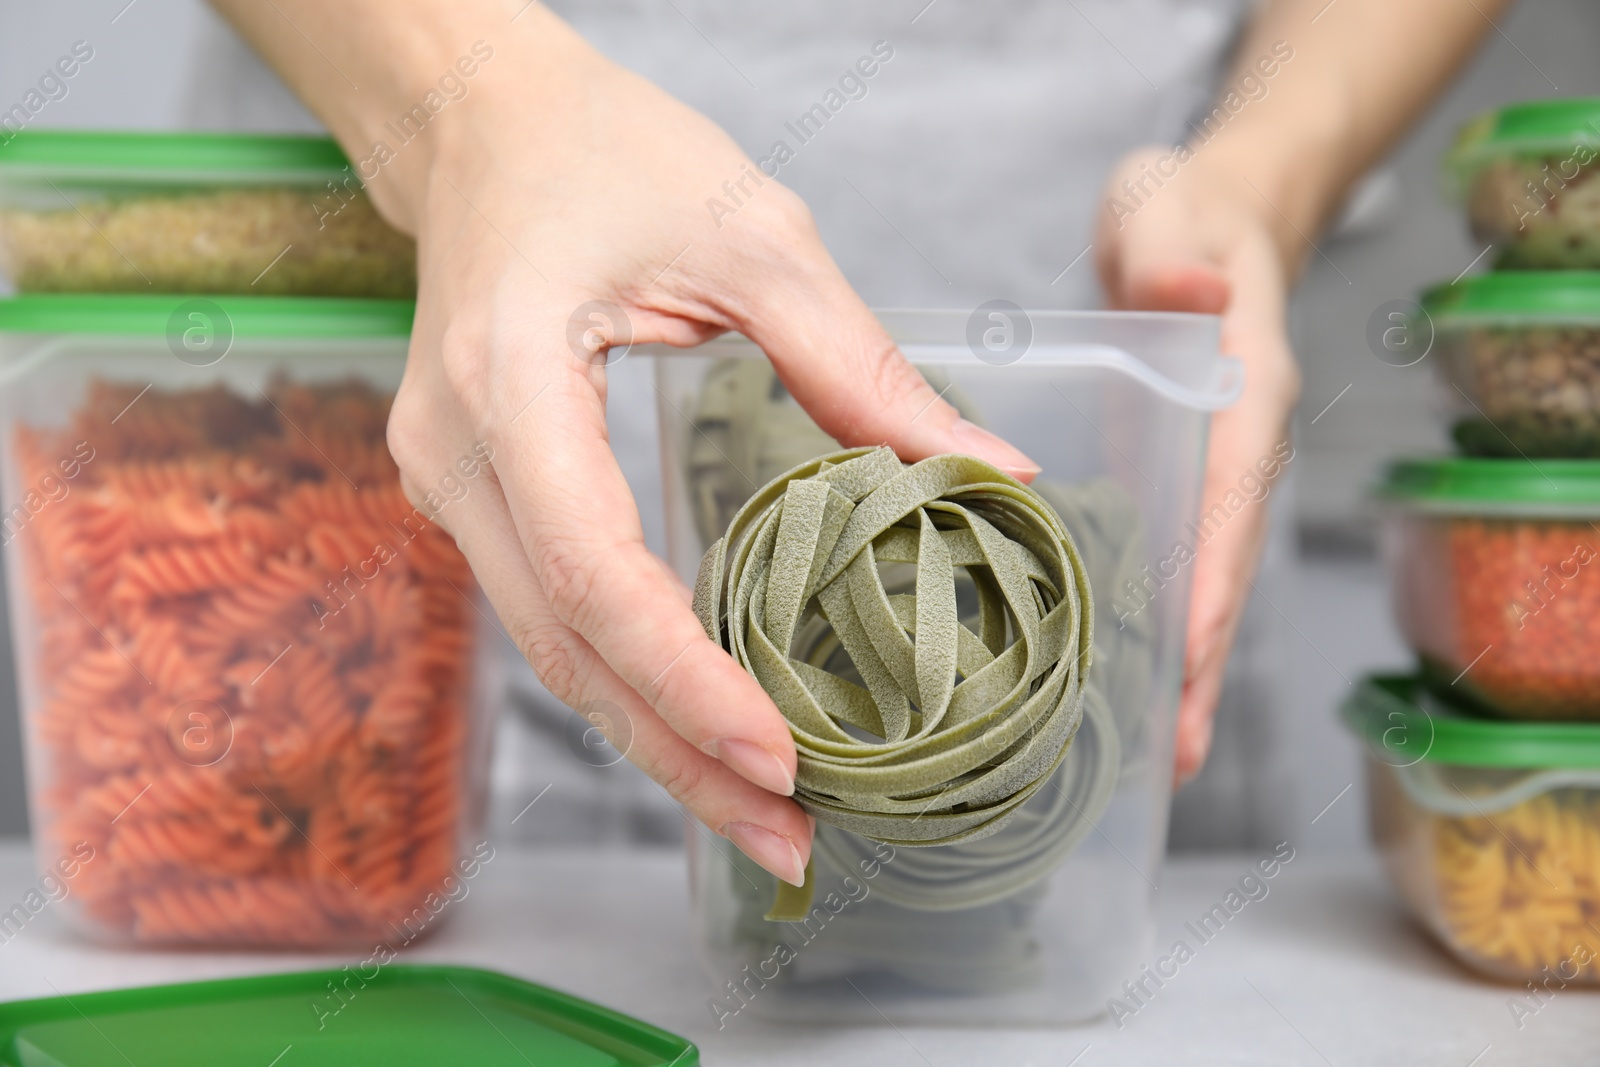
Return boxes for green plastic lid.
[0,965,697,1067]
[1445,98,1600,189]
[1420,271,1600,323]
[1341,674,1600,769]
[0,294,413,338]
[0,130,352,181]
[1374,455,1600,517]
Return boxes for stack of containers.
[1346,101,1600,986]
[0,133,495,948]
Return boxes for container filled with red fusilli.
[0,294,496,948]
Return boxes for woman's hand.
[210,1,1034,886]
[1095,147,1302,784]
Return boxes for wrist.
[1181,93,1355,279]
[311,4,593,234]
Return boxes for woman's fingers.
[1095,148,1302,783]
[719,193,1039,480]
[386,368,810,883]
[470,332,799,798]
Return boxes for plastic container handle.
[643,340,1244,413]
[896,342,1245,412]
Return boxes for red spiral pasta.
[13,377,481,947]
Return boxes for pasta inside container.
[649,309,1239,1026]
[1344,675,1600,986]
[0,295,496,948]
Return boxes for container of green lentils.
[1421,272,1600,457]
[1447,99,1600,270]
[0,131,414,298]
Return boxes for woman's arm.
[209,0,1035,885]
[1098,0,1509,781]
[1202,0,1513,271]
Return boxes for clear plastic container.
[0,294,495,947]
[1448,99,1600,270]
[1422,273,1600,458]
[0,132,415,298]
[1376,456,1600,720]
[1343,673,1600,985]
[648,309,1241,1025]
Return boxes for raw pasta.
[693,445,1093,920]
[12,377,479,947]
[1434,791,1600,982]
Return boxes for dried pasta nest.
[683,360,1149,930]
[694,444,1094,925]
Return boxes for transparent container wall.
[0,333,496,947]
[0,175,415,298]
[1435,320,1600,458]
[1365,755,1600,985]
[1463,156,1600,270]
[650,309,1233,1025]
[1382,508,1600,719]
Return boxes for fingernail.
[722,821,806,887]
[948,419,1041,479]
[704,737,795,796]
[998,462,1044,482]
[1174,717,1214,789]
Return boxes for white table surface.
[0,842,1595,1066]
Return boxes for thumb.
[1123,260,1231,315]
[737,263,1040,481]
[1095,181,1231,314]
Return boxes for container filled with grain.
[1448,99,1600,270]
[0,131,415,298]
[1422,272,1600,458]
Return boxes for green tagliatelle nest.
[693,446,1093,849]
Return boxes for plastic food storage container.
[1343,673,1600,985]
[0,294,495,947]
[0,132,415,298]
[1448,99,1600,270]
[1422,272,1600,457]
[1376,456,1600,720]
[649,309,1241,1025]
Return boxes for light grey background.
[0,0,1595,856]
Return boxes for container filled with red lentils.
[1376,456,1600,720]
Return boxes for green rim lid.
[1420,271,1600,322]
[1340,674,1600,769]
[1374,455,1600,517]
[0,964,698,1067]
[0,294,413,338]
[1445,98,1600,187]
[0,130,351,177]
